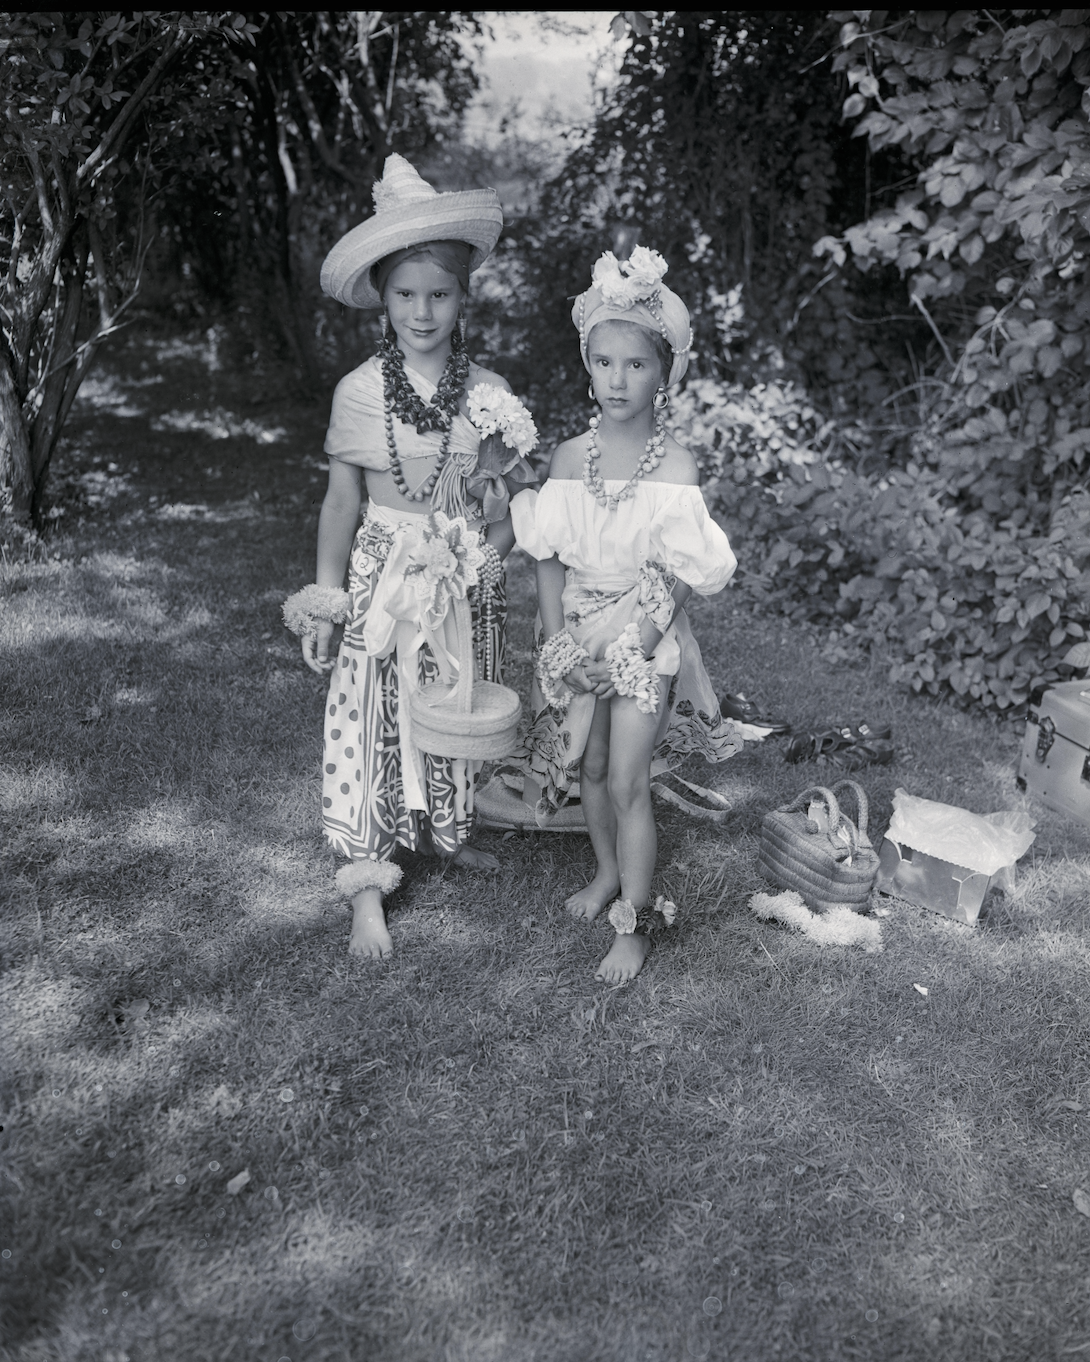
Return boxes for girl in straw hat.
[511,248,743,982]
[283,154,536,958]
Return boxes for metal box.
[1017,680,1090,827]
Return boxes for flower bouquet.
[465,383,539,522]
[404,511,485,626]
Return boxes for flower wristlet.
[282,584,351,638]
[536,629,589,711]
[608,895,678,937]
[604,622,660,715]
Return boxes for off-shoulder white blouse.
[510,479,737,594]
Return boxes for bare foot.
[565,871,619,921]
[595,932,650,984]
[452,845,500,871]
[348,889,393,959]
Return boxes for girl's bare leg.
[348,888,393,959]
[595,680,668,982]
[565,697,620,919]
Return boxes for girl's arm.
[538,554,600,695]
[537,554,567,638]
[485,513,515,560]
[304,458,363,674]
[637,579,692,658]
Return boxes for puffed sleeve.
[653,486,737,595]
[511,486,563,561]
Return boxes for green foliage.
[507,11,925,443]
[679,370,1090,710]
[0,11,254,524]
[819,9,1090,499]
[152,12,482,382]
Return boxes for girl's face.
[383,259,463,361]
[587,321,665,422]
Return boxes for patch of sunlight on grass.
[123,802,204,849]
[1,970,96,1068]
[153,500,262,523]
[0,761,73,815]
[398,905,502,949]
[72,372,146,417]
[151,408,287,444]
[111,686,157,708]
[282,1210,383,1271]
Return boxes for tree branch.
[78,26,193,185]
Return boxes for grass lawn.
[3,331,1090,1362]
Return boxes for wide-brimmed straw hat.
[320,154,503,310]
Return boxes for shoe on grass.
[719,692,791,735]
[784,729,850,763]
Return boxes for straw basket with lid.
[410,591,521,759]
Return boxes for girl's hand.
[563,663,598,696]
[303,620,339,675]
[579,658,616,698]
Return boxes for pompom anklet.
[335,860,403,898]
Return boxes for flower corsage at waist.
[282,583,352,638]
[465,383,539,523]
[604,622,659,714]
[535,629,589,712]
[404,511,485,623]
[608,895,678,937]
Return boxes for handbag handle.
[780,785,841,828]
[830,779,869,837]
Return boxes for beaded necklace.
[583,412,667,510]
[379,333,470,502]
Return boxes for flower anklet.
[607,895,678,936]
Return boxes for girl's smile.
[383,259,463,363]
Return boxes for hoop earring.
[653,387,670,410]
[380,311,389,339]
[588,383,597,404]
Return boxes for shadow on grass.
[4,351,1090,1360]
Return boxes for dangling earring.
[588,383,597,404]
[653,387,670,410]
[380,310,389,339]
[458,313,467,343]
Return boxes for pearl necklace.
[583,413,667,510]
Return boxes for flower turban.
[571,248,693,388]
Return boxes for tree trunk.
[28,229,88,521]
[0,346,34,525]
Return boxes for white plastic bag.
[885,788,1036,878]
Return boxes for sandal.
[784,729,849,764]
[719,692,791,735]
[829,738,895,771]
[843,721,893,743]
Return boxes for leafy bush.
[674,373,1090,711]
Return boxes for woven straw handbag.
[758,779,880,914]
[409,594,521,761]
